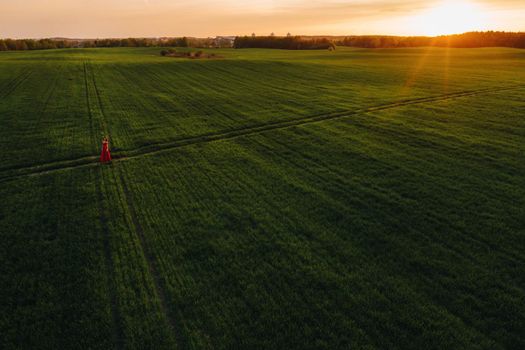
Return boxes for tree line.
[335,32,525,49]
[234,36,335,50]
[1,32,524,51]
[0,37,195,51]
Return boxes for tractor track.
[0,70,33,100]
[89,62,185,347]
[0,84,522,183]
[84,62,95,149]
[114,166,188,349]
[94,167,125,350]
[85,61,125,349]
[27,65,63,136]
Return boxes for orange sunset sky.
[1,0,524,39]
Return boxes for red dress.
[100,140,112,163]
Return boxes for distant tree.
[252,33,256,37]
[55,40,67,49]
[5,39,17,50]
[16,41,28,50]
[270,32,275,37]
[23,39,37,50]
[177,37,189,47]
[234,35,333,50]
[188,37,214,48]
[335,32,525,49]
[38,39,57,50]
[0,40,7,51]
[287,32,291,37]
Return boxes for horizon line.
[2,30,525,41]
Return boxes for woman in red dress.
[100,136,112,163]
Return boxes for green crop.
[1,47,524,349]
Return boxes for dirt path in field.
[84,61,125,349]
[86,62,186,347]
[93,167,125,349]
[0,83,522,183]
[114,167,188,348]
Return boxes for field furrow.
[0,70,32,99]
[115,166,188,348]
[95,167,125,349]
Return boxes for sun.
[412,1,488,36]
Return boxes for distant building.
[214,36,236,48]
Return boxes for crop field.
[0,47,524,349]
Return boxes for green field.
[1,47,524,349]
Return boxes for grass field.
[0,47,524,349]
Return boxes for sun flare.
[412,1,488,36]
